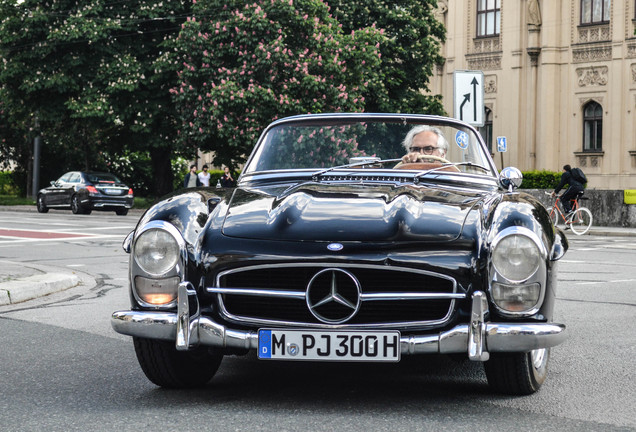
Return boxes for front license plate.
[258,329,401,362]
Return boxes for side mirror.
[50,181,56,186]
[499,167,523,192]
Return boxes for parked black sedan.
[37,171,133,215]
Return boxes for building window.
[581,0,611,25]
[479,107,493,153]
[477,0,501,37]
[583,101,603,151]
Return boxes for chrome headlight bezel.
[130,220,187,309]
[489,226,548,317]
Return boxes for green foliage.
[0,0,192,196]
[2,0,447,194]
[0,171,18,195]
[0,194,35,206]
[519,170,562,189]
[329,0,446,115]
[166,0,387,168]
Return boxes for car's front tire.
[36,195,49,213]
[115,208,128,216]
[484,348,549,395]
[133,337,223,388]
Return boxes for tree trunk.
[150,147,174,197]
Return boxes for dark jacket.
[220,174,236,188]
[554,171,584,194]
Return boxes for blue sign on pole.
[497,136,507,153]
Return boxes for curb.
[0,273,80,306]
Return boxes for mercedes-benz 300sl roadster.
[112,114,568,395]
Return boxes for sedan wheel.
[133,337,223,388]
[36,195,49,213]
[484,348,550,395]
[71,195,85,214]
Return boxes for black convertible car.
[112,114,568,395]
[37,171,133,215]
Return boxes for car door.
[46,173,71,206]
[60,172,81,205]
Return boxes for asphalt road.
[0,209,634,431]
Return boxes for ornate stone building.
[430,0,636,189]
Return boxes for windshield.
[243,115,496,178]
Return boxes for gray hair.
[402,126,449,156]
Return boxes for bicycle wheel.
[549,209,559,226]
[569,207,593,235]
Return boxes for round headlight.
[492,234,541,282]
[134,228,180,275]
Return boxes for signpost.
[496,136,507,168]
[497,136,507,152]
[453,70,484,127]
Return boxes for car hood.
[221,182,490,242]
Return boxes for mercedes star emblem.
[306,268,361,324]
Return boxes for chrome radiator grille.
[209,263,464,329]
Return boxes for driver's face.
[410,131,444,157]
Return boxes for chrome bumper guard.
[111,283,567,362]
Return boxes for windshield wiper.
[311,158,403,181]
[413,162,491,184]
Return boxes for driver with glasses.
[400,125,449,164]
[402,125,448,163]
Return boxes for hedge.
[519,170,562,189]
[0,171,18,195]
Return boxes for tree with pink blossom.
[165,0,386,168]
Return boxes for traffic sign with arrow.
[453,70,484,127]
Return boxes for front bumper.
[111,283,567,362]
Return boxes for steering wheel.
[394,154,454,170]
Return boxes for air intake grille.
[210,264,462,329]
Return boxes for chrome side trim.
[207,287,465,302]
[208,287,306,299]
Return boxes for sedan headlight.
[134,228,181,275]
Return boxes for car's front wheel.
[36,195,49,213]
[133,337,223,388]
[115,208,128,216]
[484,348,549,395]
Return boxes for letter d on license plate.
[258,329,400,362]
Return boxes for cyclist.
[551,164,584,218]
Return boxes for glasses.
[409,146,438,154]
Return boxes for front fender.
[134,189,231,247]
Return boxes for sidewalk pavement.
[0,205,635,306]
[0,260,81,306]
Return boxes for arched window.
[479,107,493,153]
[583,101,603,151]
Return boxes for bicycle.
[545,191,593,235]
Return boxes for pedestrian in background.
[220,166,236,187]
[184,164,202,188]
[198,164,211,187]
